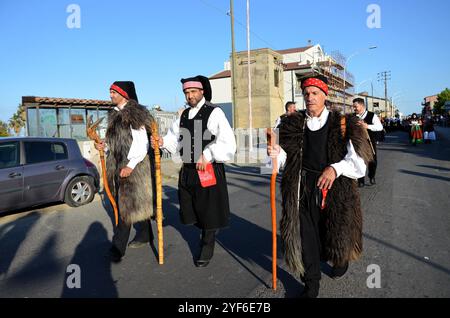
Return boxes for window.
[39,109,57,137]
[27,108,39,137]
[70,109,87,140]
[87,109,109,139]
[0,142,20,169]
[58,108,71,138]
[274,69,279,88]
[24,141,68,164]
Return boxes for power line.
[197,0,276,48]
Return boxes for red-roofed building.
[209,44,355,128]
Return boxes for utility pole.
[371,81,374,112]
[291,70,295,101]
[229,0,237,129]
[246,0,253,151]
[378,71,391,117]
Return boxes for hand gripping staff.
[150,120,164,265]
[266,128,278,291]
[87,116,119,226]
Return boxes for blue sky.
[0,0,449,122]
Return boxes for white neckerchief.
[114,101,128,112]
[357,109,368,120]
[188,97,206,119]
[306,107,329,131]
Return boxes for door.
[23,141,69,205]
[0,141,24,212]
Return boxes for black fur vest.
[278,110,373,276]
[105,100,155,225]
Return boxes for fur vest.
[278,110,373,276]
[105,100,155,225]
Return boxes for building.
[22,96,178,166]
[209,44,356,129]
[232,48,285,129]
[22,96,177,140]
[354,92,394,119]
[422,94,438,117]
[23,96,113,140]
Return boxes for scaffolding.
[294,50,355,113]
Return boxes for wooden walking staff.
[150,120,164,265]
[266,128,278,291]
[86,116,119,226]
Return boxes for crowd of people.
[376,113,440,146]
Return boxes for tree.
[8,104,26,136]
[433,88,450,115]
[0,120,10,137]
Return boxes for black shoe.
[358,181,365,188]
[128,239,151,249]
[299,281,319,298]
[370,178,376,185]
[105,246,123,263]
[331,262,349,280]
[195,230,215,267]
[195,259,211,267]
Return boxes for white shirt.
[275,108,366,179]
[112,104,149,170]
[162,97,236,162]
[357,110,383,132]
[274,116,282,129]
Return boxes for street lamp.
[355,78,375,111]
[343,46,377,114]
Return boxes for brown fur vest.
[278,110,373,276]
[105,100,155,225]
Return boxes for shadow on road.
[61,222,118,298]
[0,212,42,278]
[160,168,302,298]
[416,165,450,172]
[363,233,450,277]
[398,169,450,182]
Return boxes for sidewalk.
[160,159,181,184]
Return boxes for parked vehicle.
[0,137,99,213]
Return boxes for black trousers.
[198,229,217,261]
[112,219,154,256]
[178,163,230,230]
[299,171,325,283]
[359,141,377,182]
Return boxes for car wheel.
[64,176,95,207]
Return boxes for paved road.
[1,129,449,298]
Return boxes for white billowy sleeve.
[126,126,149,170]
[368,114,384,132]
[266,146,287,173]
[202,108,236,163]
[330,140,367,179]
[162,118,181,154]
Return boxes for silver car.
[0,137,99,213]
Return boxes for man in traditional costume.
[352,98,384,187]
[152,75,236,267]
[274,101,297,128]
[268,75,373,298]
[95,81,155,263]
